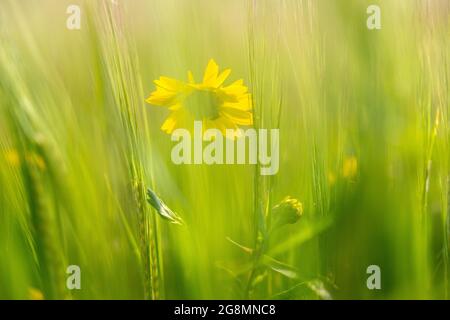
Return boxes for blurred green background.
[0,0,448,299]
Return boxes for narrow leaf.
[147,188,183,225]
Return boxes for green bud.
[271,196,303,230]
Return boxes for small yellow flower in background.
[28,287,44,300]
[5,149,20,167]
[146,59,252,134]
[342,156,358,180]
[4,149,46,170]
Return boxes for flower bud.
[271,196,303,230]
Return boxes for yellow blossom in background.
[342,156,358,180]
[4,149,46,170]
[146,59,252,134]
[28,287,44,300]
[5,149,20,167]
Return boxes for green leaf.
[226,237,300,279]
[307,280,332,300]
[226,236,253,254]
[147,188,183,225]
[268,216,333,256]
[263,256,299,279]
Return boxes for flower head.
[342,156,358,180]
[4,149,46,171]
[146,59,252,135]
[28,287,44,300]
[271,196,303,230]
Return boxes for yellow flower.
[5,149,20,167]
[342,156,358,180]
[28,287,44,300]
[146,59,252,134]
[4,149,46,170]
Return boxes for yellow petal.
[168,103,183,111]
[215,69,231,87]
[220,107,253,125]
[154,76,186,92]
[203,59,219,87]
[221,79,248,96]
[146,88,175,106]
[161,108,193,134]
[221,93,252,111]
[161,113,178,134]
[147,76,189,107]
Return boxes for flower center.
[184,88,220,120]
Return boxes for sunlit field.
[0,0,449,300]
